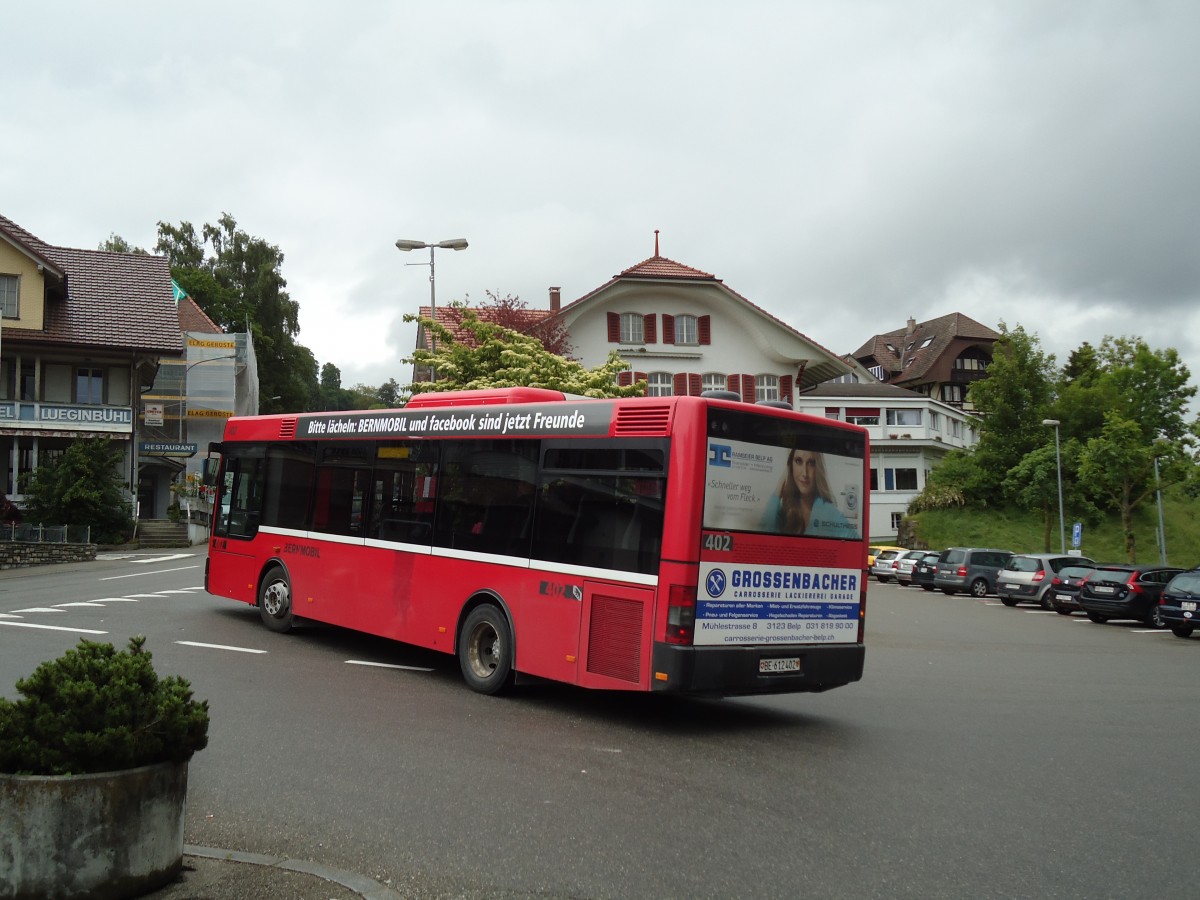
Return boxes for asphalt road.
[2,553,1196,899]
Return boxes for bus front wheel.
[259,567,293,633]
[458,605,515,695]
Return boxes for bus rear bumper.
[650,643,865,695]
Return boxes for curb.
[185,845,404,899]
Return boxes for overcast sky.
[5,1,1198,399]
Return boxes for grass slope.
[907,489,1199,568]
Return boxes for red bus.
[204,387,868,696]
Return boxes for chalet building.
[554,235,851,401]
[850,313,1000,411]
[0,213,181,509]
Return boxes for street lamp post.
[1042,419,1066,554]
[1154,452,1167,565]
[394,238,468,381]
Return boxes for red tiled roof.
[178,294,223,334]
[618,254,717,281]
[0,213,63,277]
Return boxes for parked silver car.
[870,548,907,583]
[997,553,1096,609]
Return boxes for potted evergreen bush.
[0,636,209,900]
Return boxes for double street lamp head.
[395,238,469,252]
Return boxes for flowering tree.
[404,309,643,397]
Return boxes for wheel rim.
[262,580,289,618]
[972,581,987,597]
[466,620,501,680]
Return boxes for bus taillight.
[666,583,696,645]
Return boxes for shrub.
[0,636,209,775]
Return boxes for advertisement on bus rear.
[704,438,862,538]
[695,562,861,645]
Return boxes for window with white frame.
[647,372,672,397]
[949,418,963,438]
[619,313,644,344]
[701,372,726,393]
[890,512,903,530]
[674,314,697,345]
[755,374,779,402]
[0,275,17,318]
[942,384,964,404]
[883,467,918,491]
[886,408,922,427]
[930,412,941,431]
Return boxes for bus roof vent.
[278,417,298,439]
[614,404,671,436]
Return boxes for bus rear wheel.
[259,567,293,633]
[458,605,515,695]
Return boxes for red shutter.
[698,315,711,345]
[689,373,702,396]
[846,407,881,417]
[780,375,793,405]
[634,371,648,389]
[672,373,687,395]
[644,314,657,344]
[607,312,620,342]
[740,375,755,404]
[726,374,738,393]
[662,314,675,344]
[618,371,632,387]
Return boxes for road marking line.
[157,590,196,594]
[93,598,140,602]
[100,565,202,581]
[124,593,169,598]
[345,660,435,672]
[176,641,267,654]
[133,554,194,564]
[56,602,107,607]
[12,607,63,613]
[0,621,107,634]
[1132,629,1172,635]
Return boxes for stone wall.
[0,543,96,570]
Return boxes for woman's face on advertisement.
[792,450,819,496]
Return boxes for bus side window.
[432,440,537,556]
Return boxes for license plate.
[1093,585,1115,594]
[1184,601,1198,611]
[1000,583,1017,591]
[759,657,801,674]
[1056,593,1071,601]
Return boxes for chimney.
[549,286,561,313]
[906,316,917,335]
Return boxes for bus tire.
[458,604,515,695]
[259,566,293,633]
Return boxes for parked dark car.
[911,552,941,592]
[933,547,1014,597]
[1156,569,1200,638]
[1076,564,1184,626]
[997,553,1096,609]
[1047,563,1100,615]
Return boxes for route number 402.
[703,533,733,552]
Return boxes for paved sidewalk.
[144,846,404,899]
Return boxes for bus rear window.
[704,410,864,539]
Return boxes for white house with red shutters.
[552,235,851,403]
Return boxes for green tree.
[20,439,133,544]
[1003,439,1100,552]
[405,309,643,397]
[965,324,1057,501]
[377,378,401,408]
[98,234,147,254]
[155,214,317,414]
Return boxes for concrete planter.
[0,760,188,900]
